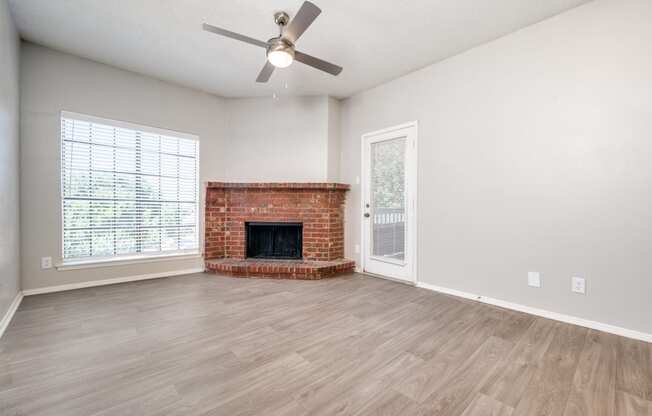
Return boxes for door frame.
[360,121,418,285]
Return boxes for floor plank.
[420,336,514,415]
[460,394,514,416]
[563,330,617,416]
[614,391,651,416]
[481,318,557,408]
[511,323,588,416]
[616,335,652,402]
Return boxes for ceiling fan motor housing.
[268,37,294,54]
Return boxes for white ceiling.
[9,0,590,98]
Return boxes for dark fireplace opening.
[246,222,303,260]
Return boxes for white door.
[362,122,417,284]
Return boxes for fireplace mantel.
[205,182,350,191]
[204,181,354,280]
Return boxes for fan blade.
[294,51,342,76]
[202,23,268,48]
[283,1,321,43]
[256,61,275,83]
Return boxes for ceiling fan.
[203,1,342,83]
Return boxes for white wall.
[20,43,227,291]
[0,0,20,319]
[340,0,652,334]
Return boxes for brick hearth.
[205,258,355,280]
[204,182,354,279]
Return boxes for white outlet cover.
[572,276,586,294]
[528,272,541,288]
[354,244,361,254]
[41,256,53,269]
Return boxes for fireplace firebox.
[246,222,303,260]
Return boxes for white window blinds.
[61,112,199,262]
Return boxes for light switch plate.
[528,272,541,288]
[41,256,52,269]
[572,276,586,294]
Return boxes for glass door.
[363,123,417,283]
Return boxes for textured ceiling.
[9,0,591,98]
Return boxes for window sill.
[56,252,202,271]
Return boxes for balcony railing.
[372,207,405,260]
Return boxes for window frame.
[59,111,201,267]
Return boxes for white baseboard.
[0,291,24,339]
[416,282,652,343]
[22,268,206,296]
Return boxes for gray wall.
[222,96,332,182]
[0,0,20,318]
[20,43,339,291]
[326,97,341,181]
[340,0,652,334]
[20,43,227,291]
[18,0,651,336]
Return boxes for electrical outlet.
[41,256,52,269]
[528,272,541,288]
[572,276,586,294]
[354,244,360,254]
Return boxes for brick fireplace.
[204,182,355,279]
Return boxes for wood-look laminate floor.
[1,273,650,416]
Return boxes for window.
[61,111,199,264]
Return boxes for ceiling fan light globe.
[268,50,294,68]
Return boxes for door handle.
[364,213,370,218]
